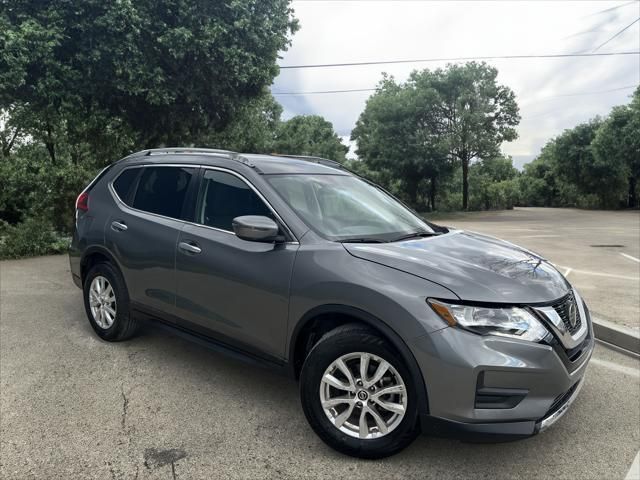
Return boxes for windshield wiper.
[339,237,388,243]
[391,231,442,242]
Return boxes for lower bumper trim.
[421,415,536,442]
[536,376,585,432]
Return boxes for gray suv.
[70,148,593,458]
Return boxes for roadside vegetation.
[1,2,638,259]
[350,68,638,213]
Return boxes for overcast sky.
[271,0,640,168]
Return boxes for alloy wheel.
[89,275,117,329]
[319,352,407,439]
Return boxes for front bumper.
[420,375,586,441]
[410,308,594,440]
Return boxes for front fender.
[287,245,457,352]
[286,245,458,415]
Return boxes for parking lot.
[1,208,639,479]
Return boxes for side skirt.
[131,302,294,378]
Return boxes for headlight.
[428,299,549,342]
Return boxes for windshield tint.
[266,174,434,241]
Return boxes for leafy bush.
[33,161,98,233]
[1,144,99,234]
[0,147,42,224]
[0,217,69,260]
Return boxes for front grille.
[550,291,582,335]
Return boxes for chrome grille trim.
[550,291,582,334]
[531,289,588,350]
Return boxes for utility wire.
[292,0,630,2]
[278,51,639,69]
[586,1,639,17]
[273,87,375,95]
[273,84,638,97]
[543,84,638,98]
[591,18,640,52]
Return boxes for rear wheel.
[83,262,137,341]
[300,324,419,458]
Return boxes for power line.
[544,84,638,98]
[279,51,640,69]
[273,87,375,96]
[292,0,625,2]
[592,18,640,52]
[586,1,639,17]
[273,84,638,97]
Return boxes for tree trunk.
[406,177,419,209]
[2,127,21,157]
[629,176,638,208]
[45,141,56,163]
[45,122,56,163]
[462,154,469,210]
[429,176,437,212]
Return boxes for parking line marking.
[518,234,561,238]
[620,253,640,264]
[553,266,639,281]
[563,268,572,277]
[590,358,640,378]
[625,450,640,480]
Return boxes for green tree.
[351,76,452,210]
[553,118,627,208]
[592,87,640,208]
[273,115,348,162]
[0,106,28,157]
[206,93,282,153]
[0,0,298,155]
[468,156,519,210]
[518,147,563,207]
[412,63,520,210]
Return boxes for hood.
[343,230,569,304]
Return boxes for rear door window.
[132,166,196,220]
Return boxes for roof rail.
[143,147,235,156]
[125,147,257,168]
[271,153,344,169]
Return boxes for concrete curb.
[593,317,640,356]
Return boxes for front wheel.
[300,324,419,458]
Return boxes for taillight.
[76,191,89,212]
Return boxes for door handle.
[178,241,202,255]
[111,221,128,232]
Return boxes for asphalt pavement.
[1,254,639,479]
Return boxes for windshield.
[266,174,435,242]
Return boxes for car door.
[105,164,198,316]
[174,167,298,360]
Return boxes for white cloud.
[273,0,640,166]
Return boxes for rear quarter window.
[112,168,140,205]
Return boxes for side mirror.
[232,215,283,243]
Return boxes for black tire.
[300,323,420,459]
[83,262,137,341]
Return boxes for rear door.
[174,167,298,360]
[105,164,198,316]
